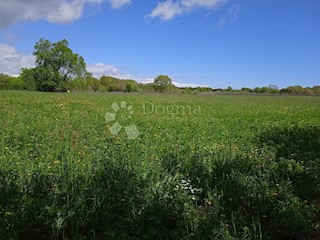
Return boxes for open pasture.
[1,91,319,239]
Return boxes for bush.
[0,74,24,90]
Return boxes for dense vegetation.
[0,91,319,239]
[1,72,319,95]
[20,38,90,92]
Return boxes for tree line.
[0,38,319,95]
[1,71,319,95]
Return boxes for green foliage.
[100,75,118,91]
[241,87,252,92]
[312,85,320,94]
[29,38,88,92]
[0,91,320,239]
[153,75,174,92]
[0,74,24,90]
[138,82,154,92]
[124,80,138,92]
[280,85,315,95]
[260,86,270,93]
[91,78,101,92]
[99,76,138,92]
[66,76,95,91]
[258,125,320,201]
[20,68,37,91]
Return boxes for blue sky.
[0,0,319,89]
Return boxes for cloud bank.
[0,0,131,28]
[0,44,35,76]
[147,0,227,20]
[0,0,229,27]
[87,63,132,79]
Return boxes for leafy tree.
[124,80,138,92]
[91,78,101,92]
[115,81,126,91]
[30,38,88,92]
[260,86,270,93]
[20,68,37,91]
[253,87,261,93]
[0,73,11,90]
[241,87,252,92]
[226,86,233,91]
[0,74,24,90]
[153,75,174,92]
[268,84,279,94]
[312,85,320,94]
[100,76,119,91]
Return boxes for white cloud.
[173,81,210,88]
[147,0,227,20]
[180,0,226,9]
[137,76,211,88]
[229,3,240,21]
[47,0,85,24]
[137,78,154,84]
[218,3,240,26]
[0,0,130,28]
[147,1,183,20]
[109,0,131,9]
[0,44,35,76]
[87,63,132,79]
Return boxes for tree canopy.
[22,38,88,92]
[153,75,174,92]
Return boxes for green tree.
[241,87,252,92]
[0,73,11,90]
[153,75,174,92]
[226,86,233,91]
[20,68,37,91]
[0,73,24,90]
[260,86,270,93]
[91,78,101,92]
[124,80,138,92]
[100,76,118,91]
[31,38,88,92]
[312,85,320,94]
[253,87,261,93]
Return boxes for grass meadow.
[1,91,320,239]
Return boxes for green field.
[1,91,320,239]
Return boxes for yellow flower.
[54,160,60,164]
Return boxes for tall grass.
[0,91,319,239]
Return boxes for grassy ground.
[1,91,320,239]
